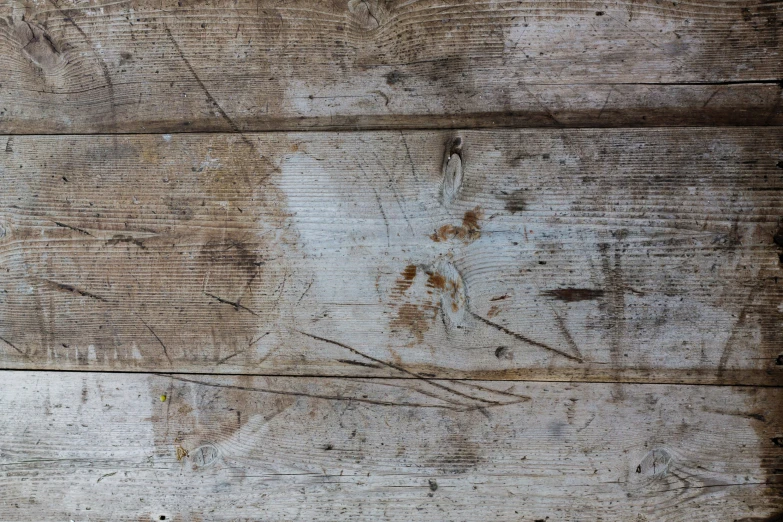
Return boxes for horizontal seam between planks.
[0,367,780,388]
[2,125,783,138]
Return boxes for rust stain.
[427,272,447,290]
[543,288,605,302]
[462,207,482,231]
[390,303,432,342]
[430,206,483,243]
[393,264,417,295]
[487,305,501,318]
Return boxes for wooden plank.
[1,128,782,383]
[0,371,780,520]
[0,129,783,384]
[0,0,780,133]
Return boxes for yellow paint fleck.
[176,446,189,461]
[160,394,167,402]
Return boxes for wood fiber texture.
[1,129,782,384]
[1,0,782,520]
[0,0,781,133]
[0,371,781,521]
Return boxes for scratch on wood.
[0,335,29,358]
[106,234,146,249]
[295,329,525,408]
[550,306,583,361]
[204,292,259,316]
[337,359,382,368]
[40,278,107,302]
[140,318,172,364]
[96,471,117,483]
[399,131,418,182]
[164,25,246,140]
[215,332,269,366]
[469,311,583,363]
[296,279,314,305]
[717,284,758,377]
[372,187,391,247]
[167,374,461,410]
[53,221,93,237]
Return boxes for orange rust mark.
[487,305,501,318]
[430,206,483,243]
[462,207,482,231]
[393,264,418,296]
[427,272,447,289]
[390,303,432,342]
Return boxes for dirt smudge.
[543,288,605,302]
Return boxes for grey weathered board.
[1,128,782,384]
[0,0,781,133]
[0,371,781,521]
[2,0,783,518]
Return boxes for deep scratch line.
[469,311,583,363]
[0,336,29,359]
[295,329,504,405]
[167,375,459,410]
[53,221,93,237]
[140,318,172,364]
[164,25,247,141]
[204,292,259,316]
[550,305,583,361]
[164,24,281,180]
[40,278,107,302]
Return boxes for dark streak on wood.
[469,311,583,363]
[204,292,259,316]
[542,288,605,302]
[140,318,172,364]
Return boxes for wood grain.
[1,371,780,521]
[1,128,782,383]
[0,0,780,133]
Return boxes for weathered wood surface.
[0,371,780,521]
[0,0,781,133]
[1,128,781,383]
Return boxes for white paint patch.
[162,134,172,142]
[199,151,222,172]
